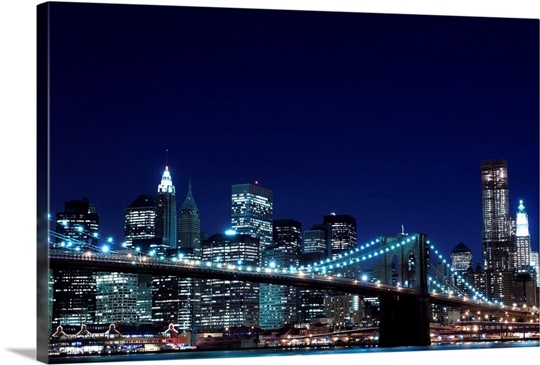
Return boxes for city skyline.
[48,3,539,265]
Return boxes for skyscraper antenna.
[165,149,169,167]
[401,222,405,235]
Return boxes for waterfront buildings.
[52,269,97,327]
[95,272,138,324]
[324,294,362,328]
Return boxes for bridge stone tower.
[373,233,430,347]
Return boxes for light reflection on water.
[48,341,539,364]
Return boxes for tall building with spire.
[177,181,202,332]
[515,200,531,272]
[153,166,180,325]
[156,166,177,251]
[178,180,201,256]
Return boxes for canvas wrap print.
[36,2,540,363]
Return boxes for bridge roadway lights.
[378,293,431,347]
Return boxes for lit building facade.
[466,264,487,299]
[531,251,540,288]
[481,160,513,272]
[324,294,361,328]
[124,194,158,324]
[124,195,156,248]
[156,166,177,250]
[451,243,473,272]
[259,219,302,330]
[152,275,181,325]
[95,272,138,324]
[450,242,473,293]
[297,224,332,325]
[200,233,260,331]
[297,269,326,323]
[481,160,516,303]
[231,183,273,257]
[515,200,531,271]
[54,198,99,250]
[52,198,99,327]
[303,224,332,257]
[323,214,357,254]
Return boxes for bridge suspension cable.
[46,216,517,309]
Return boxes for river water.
[49,340,539,364]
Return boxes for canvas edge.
[37,2,51,363]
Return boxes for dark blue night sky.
[48,3,539,264]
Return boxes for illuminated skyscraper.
[124,195,157,323]
[124,195,156,248]
[323,214,357,255]
[156,166,177,250]
[153,166,182,325]
[298,223,332,323]
[200,233,260,330]
[481,160,516,304]
[450,242,473,293]
[450,243,473,272]
[481,160,513,272]
[231,183,273,257]
[515,200,531,271]
[259,219,302,330]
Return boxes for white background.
[0,1,538,364]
